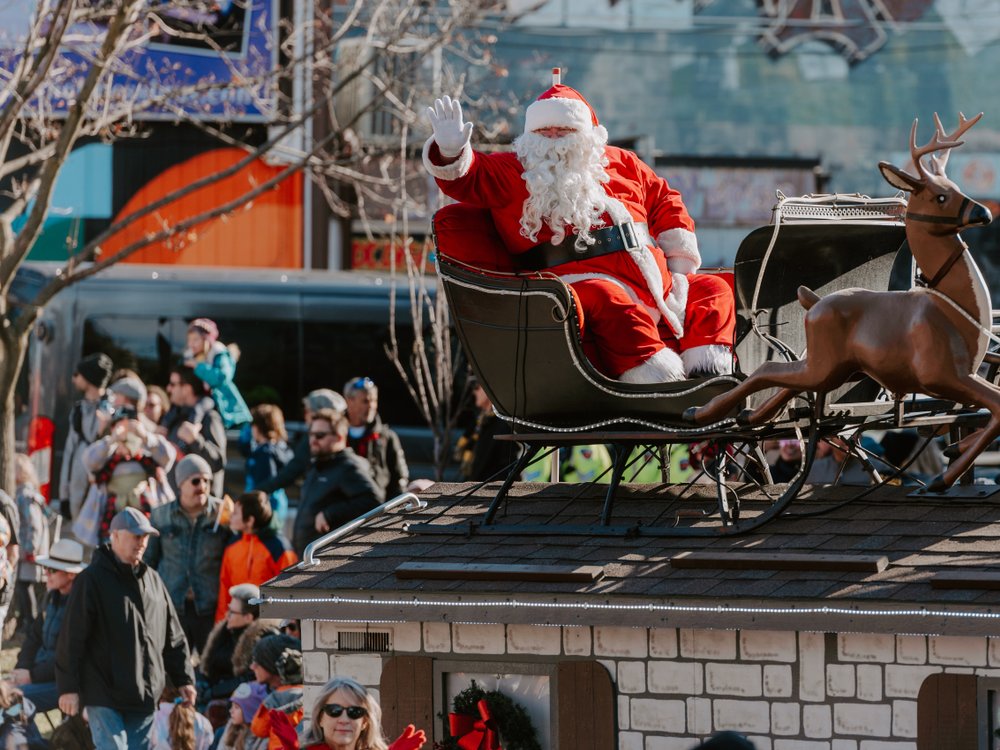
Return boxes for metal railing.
[299,492,427,567]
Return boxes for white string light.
[259,594,1000,621]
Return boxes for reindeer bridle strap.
[908,196,971,289]
[906,196,971,225]
[916,240,968,289]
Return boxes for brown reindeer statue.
[685,112,994,491]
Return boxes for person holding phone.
[74,406,177,547]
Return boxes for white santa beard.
[514,129,629,248]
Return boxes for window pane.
[445,672,551,750]
[208,318,301,417]
[83,316,302,419]
[302,321,422,427]
[83,316,185,386]
[14,337,32,449]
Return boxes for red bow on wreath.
[448,699,502,750]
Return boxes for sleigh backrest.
[432,202,519,273]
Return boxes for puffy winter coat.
[194,342,252,428]
[215,529,298,622]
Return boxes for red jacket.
[424,142,696,315]
[216,530,298,622]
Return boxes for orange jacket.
[251,685,304,750]
[216,529,298,622]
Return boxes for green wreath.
[438,679,542,750]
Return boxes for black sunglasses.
[189,477,209,486]
[321,704,367,720]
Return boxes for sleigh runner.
[420,116,1000,538]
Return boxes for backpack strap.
[71,401,84,440]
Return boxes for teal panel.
[23,217,83,261]
[51,143,112,218]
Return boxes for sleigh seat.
[432,203,741,434]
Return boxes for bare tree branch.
[1,0,145,286]
[0,0,515,491]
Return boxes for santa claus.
[423,77,734,384]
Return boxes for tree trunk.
[0,327,26,495]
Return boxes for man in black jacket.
[56,507,195,749]
[343,376,409,497]
[292,408,383,556]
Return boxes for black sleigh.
[421,195,974,537]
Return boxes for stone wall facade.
[298,620,1000,749]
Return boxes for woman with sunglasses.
[271,677,425,750]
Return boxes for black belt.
[520,222,650,271]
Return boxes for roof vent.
[338,630,392,653]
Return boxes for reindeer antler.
[910,112,983,178]
[932,111,982,172]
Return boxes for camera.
[111,406,138,424]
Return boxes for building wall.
[299,618,1000,749]
[465,1,1000,281]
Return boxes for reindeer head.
[878,112,992,235]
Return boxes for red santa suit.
[424,84,734,382]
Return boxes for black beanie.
[76,353,113,389]
[252,633,302,685]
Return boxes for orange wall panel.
[104,148,303,267]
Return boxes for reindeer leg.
[686,361,811,425]
[932,376,1000,489]
[943,427,984,460]
[739,387,800,426]
[687,353,852,426]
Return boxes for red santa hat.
[524,83,599,133]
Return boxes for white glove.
[426,95,473,158]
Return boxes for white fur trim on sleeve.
[422,137,473,181]
[657,228,701,273]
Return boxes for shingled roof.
[261,482,1000,636]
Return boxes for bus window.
[84,316,301,417]
[14,338,32,449]
[302,321,421,427]
[83,317,188,387]
[205,318,301,416]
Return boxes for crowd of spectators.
[5,319,934,748]
[0,316,416,748]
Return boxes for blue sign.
[0,0,277,122]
